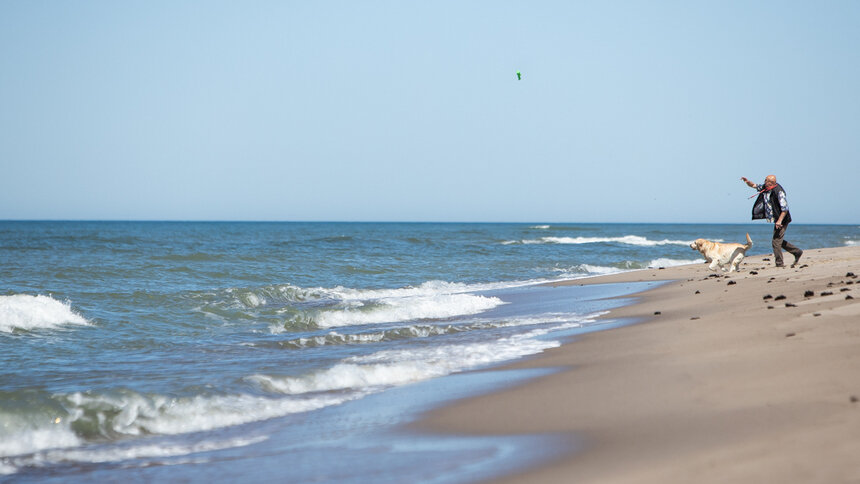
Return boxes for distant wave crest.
[503,235,693,246]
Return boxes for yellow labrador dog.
[690,233,753,273]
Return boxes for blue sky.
[2,1,858,223]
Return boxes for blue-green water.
[1,222,857,481]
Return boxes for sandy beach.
[417,246,860,483]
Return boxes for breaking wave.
[0,295,89,333]
[0,388,356,467]
[313,293,504,328]
[196,281,518,330]
[248,313,599,395]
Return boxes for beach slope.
[417,246,860,483]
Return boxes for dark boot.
[788,246,803,268]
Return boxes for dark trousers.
[772,224,802,266]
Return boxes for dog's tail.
[744,232,753,249]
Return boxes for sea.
[2,222,857,482]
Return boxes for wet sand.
[417,246,860,483]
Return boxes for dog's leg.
[708,259,720,271]
[728,250,744,273]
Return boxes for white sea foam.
[530,225,551,229]
[1,435,268,475]
[548,258,703,278]
[551,263,634,277]
[648,258,704,268]
[249,363,437,394]
[316,293,505,328]
[0,424,81,460]
[540,235,693,246]
[59,435,267,463]
[0,295,89,333]
[504,235,693,246]
[56,435,265,464]
[846,240,859,247]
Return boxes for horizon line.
[1,219,857,226]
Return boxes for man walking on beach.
[741,174,803,268]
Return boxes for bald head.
[765,175,777,187]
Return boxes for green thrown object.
[516,71,522,80]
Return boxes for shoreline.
[415,246,860,483]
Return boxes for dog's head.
[690,239,708,252]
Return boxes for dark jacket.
[752,183,792,224]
